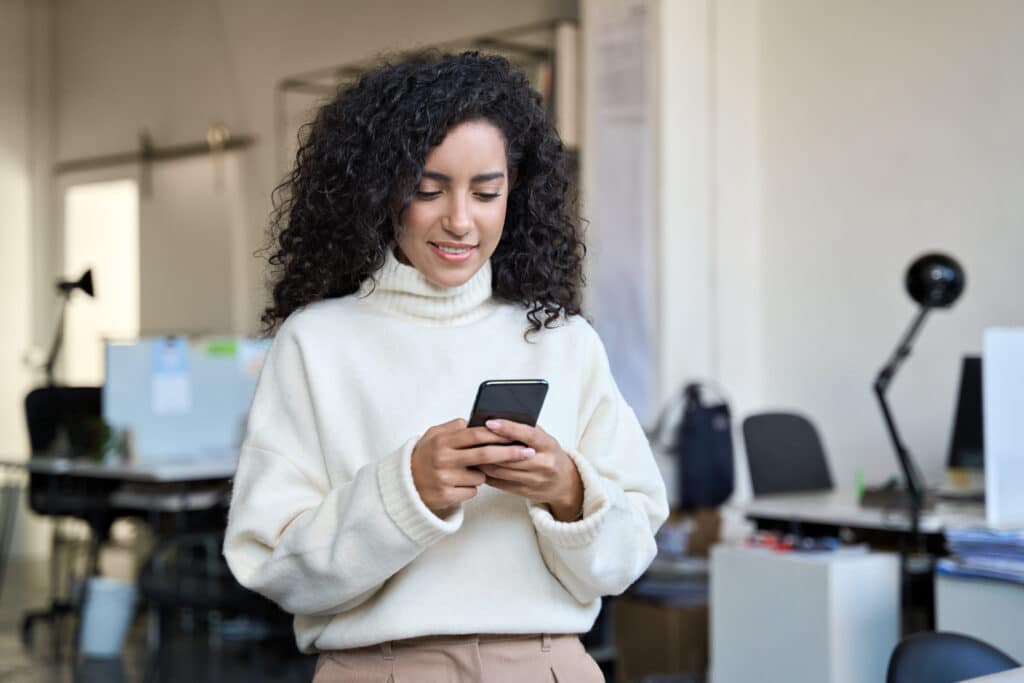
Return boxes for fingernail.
[486,419,502,430]
[521,447,536,457]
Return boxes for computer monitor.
[947,355,983,470]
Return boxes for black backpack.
[662,383,735,510]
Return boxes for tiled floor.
[0,559,316,683]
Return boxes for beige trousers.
[312,633,604,682]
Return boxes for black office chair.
[139,530,297,682]
[22,386,119,651]
[887,631,1019,683]
[742,412,834,496]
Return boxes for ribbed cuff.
[529,449,611,548]
[378,437,463,546]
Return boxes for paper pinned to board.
[151,374,191,415]
[151,337,192,416]
[204,337,239,357]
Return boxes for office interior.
[1,1,1022,681]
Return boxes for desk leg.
[146,506,161,661]
[147,607,161,656]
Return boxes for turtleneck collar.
[356,248,497,326]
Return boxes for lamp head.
[57,269,94,298]
[905,253,964,308]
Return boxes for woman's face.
[396,120,510,288]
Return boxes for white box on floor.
[984,327,1024,528]
[936,574,1024,663]
[710,545,900,683]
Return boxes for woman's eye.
[415,190,441,200]
[475,193,501,201]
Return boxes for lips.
[428,242,477,263]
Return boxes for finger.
[446,486,479,505]
[484,476,534,498]
[477,465,540,484]
[484,419,545,448]
[424,418,468,439]
[445,426,517,450]
[455,444,533,468]
[478,454,545,471]
[450,469,487,487]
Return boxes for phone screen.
[467,380,549,428]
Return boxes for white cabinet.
[710,545,900,683]
[936,574,1024,663]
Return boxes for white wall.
[22,0,1020,516]
[756,0,1024,488]
[46,0,578,339]
[7,0,576,557]
[0,0,33,454]
[657,0,1024,496]
[1,0,53,558]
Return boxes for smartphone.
[467,379,549,429]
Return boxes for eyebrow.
[421,170,506,184]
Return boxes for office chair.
[139,530,296,682]
[21,386,119,652]
[887,631,1019,683]
[742,412,834,496]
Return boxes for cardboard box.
[657,508,721,557]
[613,597,708,682]
[681,508,720,557]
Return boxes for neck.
[356,248,496,326]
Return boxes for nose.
[444,195,472,238]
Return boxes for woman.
[224,50,668,682]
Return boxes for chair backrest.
[24,386,108,517]
[742,412,834,496]
[887,631,1020,683]
[24,386,103,457]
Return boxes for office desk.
[738,491,989,633]
[23,455,237,483]
[21,456,237,512]
[740,490,985,538]
[3,455,238,655]
[2,453,237,562]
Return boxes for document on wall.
[151,336,192,416]
[588,0,657,424]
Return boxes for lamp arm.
[43,293,70,387]
[872,306,930,509]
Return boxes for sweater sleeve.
[527,325,669,604]
[223,320,462,617]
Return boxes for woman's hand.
[411,418,531,519]
[476,419,584,522]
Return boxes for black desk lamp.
[43,269,95,387]
[873,253,965,543]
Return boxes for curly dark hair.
[261,50,585,336]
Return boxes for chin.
[425,268,475,288]
[403,246,489,288]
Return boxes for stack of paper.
[937,528,1024,584]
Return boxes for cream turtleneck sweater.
[224,251,669,652]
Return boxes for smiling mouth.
[432,241,479,252]
[430,242,477,255]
